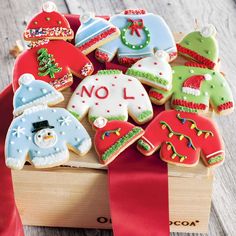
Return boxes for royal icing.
[67,70,153,124]
[93,117,144,165]
[23,1,74,41]
[137,110,224,167]
[149,66,234,115]
[13,40,94,91]
[75,12,120,55]
[96,9,177,66]
[177,25,219,69]
[126,50,172,90]
[5,75,91,170]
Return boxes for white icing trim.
[204,74,212,80]
[77,138,92,154]
[200,24,216,37]
[6,157,25,170]
[32,149,69,167]
[154,50,169,61]
[141,136,155,149]
[42,1,57,12]
[14,91,64,116]
[80,12,95,24]
[206,150,224,159]
[76,25,110,46]
[23,104,48,115]
[97,48,114,56]
[118,51,152,56]
[19,74,35,86]
[93,117,108,129]
[182,87,201,96]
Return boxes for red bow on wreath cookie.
[127,19,144,37]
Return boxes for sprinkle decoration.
[176,113,214,138]
[160,121,196,150]
[121,19,151,50]
[101,128,121,140]
[166,141,187,162]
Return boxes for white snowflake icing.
[81,63,93,76]
[12,126,25,138]
[58,116,72,126]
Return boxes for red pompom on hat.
[23,1,74,41]
[182,74,212,96]
[93,117,144,165]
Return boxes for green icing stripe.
[175,106,198,113]
[69,110,80,120]
[89,115,126,123]
[137,110,153,122]
[97,70,122,75]
[137,139,151,151]
[208,155,224,164]
[102,127,143,161]
[126,68,168,86]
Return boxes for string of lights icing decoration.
[160,121,196,150]
[176,113,214,138]
[101,128,121,140]
[166,141,187,162]
[120,19,151,50]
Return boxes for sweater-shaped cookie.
[176,25,219,69]
[75,12,120,55]
[149,66,234,115]
[5,74,92,170]
[126,50,172,90]
[95,9,177,66]
[67,70,153,124]
[137,110,224,167]
[23,1,74,41]
[93,117,144,165]
[13,39,94,91]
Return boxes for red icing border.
[184,61,208,68]
[124,9,146,15]
[149,90,164,101]
[217,101,234,112]
[95,50,110,62]
[118,57,141,66]
[172,99,207,110]
[77,27,118,52]
[177,44,216,69]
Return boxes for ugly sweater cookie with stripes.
[149,66,234,115]
[137,110,224,167]
[13,39,94,92]
[95,9,177,66]
[67,70,153,125]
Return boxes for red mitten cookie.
[137,110,224,167]
[93,117,144,165]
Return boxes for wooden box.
[11,90,214,233]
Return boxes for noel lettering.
[80,85,135,100]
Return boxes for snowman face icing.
[34,128,57,148]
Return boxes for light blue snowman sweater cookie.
[96,9,177,65]
[5,74,91,170]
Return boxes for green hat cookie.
[177,25,219,69]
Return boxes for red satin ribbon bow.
[127,18,144,37]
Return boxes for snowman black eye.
[48,132,51,135]
[38,135,41,138]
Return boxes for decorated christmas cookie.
[126,50,172,90]
[149,66,234,115]
[67,70,153,124]
[5,74,91,170]
[75,12,120,55]
[13,39,94,91]
[93,117,144,165]
[24,1,74,41]
[137,110,224,167]
[95,9,177,66]
[176,25,219,69]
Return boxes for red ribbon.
[127,18,144,37]
[0,85,24,236]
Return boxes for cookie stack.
[5,1,234,170]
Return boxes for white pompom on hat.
[42,1,57,12]
[93,117,108,129]
[200,24,217,38]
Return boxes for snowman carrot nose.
[43,135,54,140]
